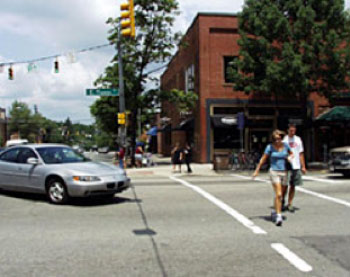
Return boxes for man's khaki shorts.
[269,169,288,185]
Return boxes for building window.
[185,64,195,93]
[224,56,237,83]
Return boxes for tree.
[8,101,34,140]
[91,0,197,165]
[231,0,350,125]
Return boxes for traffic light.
[120,0,135,38]
[118,112,126,125]
[54,59,59,73]
[8,66,14,80]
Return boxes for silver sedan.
[0,144,130,204]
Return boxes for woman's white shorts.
[269,169,288,185]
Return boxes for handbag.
[285,158,293,171]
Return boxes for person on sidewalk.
[183,143,193,173]
[252,130,293,226]
[282,124,307,212]
[171,142,183,173]
[117,146,125,169]
[135,145,144,168]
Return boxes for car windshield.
[36,147,90,164]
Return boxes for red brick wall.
[160,13,332,163]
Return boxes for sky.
[1,0,350,124]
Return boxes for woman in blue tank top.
[252,130,293,226]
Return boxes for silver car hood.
[52,161,123,176]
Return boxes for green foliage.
[8,101,96,147]
[231,0,350,100]
[9,101,35,140]
[91,0,184,139]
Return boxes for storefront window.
[214,128,241,149]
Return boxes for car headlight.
[73,176,101,182]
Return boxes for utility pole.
[118,27,126,147]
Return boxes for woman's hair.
[271,129,285,142]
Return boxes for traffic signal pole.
[118,25,126,147]
[118,0,135,154]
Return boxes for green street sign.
[86,88,119,96]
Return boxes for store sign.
[221,117,237,125]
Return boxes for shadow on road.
[325,174,350,180]
[131,185,168,277]
[0,189,140,207]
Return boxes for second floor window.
[224,56,238,83]
[185,64,195,93]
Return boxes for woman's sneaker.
[275,214,283,226]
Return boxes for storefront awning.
[158,124,171,132]
[211,115,237,128]
[315,106,350,122]
[146,126,158,136]
[172,118,194,131]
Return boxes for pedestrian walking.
[135,145,144,168]
[252,129,293,226]
[183,143,193,173]
[117,146,125,169]
[171,142,183,173]
[282,124,307,212]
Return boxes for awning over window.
[316,106,350,122]
[211,115,237,128]
[146,126,158,136]
[158,124,171,132]
[172,118,194,131]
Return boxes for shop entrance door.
[249,129,270,153]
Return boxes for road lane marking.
[170,176,267,235]
[231,174,267,183]
[231,173,350,208]
[297,187,350,208]
[271,243,313,272]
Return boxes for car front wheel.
[46,178,69,204]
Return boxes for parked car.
[0,144,130,204]
[98,146,110,153]
[5,139,28,147]
[329,146,350,177]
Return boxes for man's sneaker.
[275,214,283,226]
[287,204,295,213]
[271,210,277,222]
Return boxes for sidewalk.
[125,154,220,178]
[125,154,330,178]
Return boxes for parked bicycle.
[230,151,261,171]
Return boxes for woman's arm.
[252,153,268,178]
[287,149,294,163]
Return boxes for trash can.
[213,152,230,170]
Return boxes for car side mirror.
[27,158,41,165]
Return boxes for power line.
[145,63,168,75]
[0,43,113,67]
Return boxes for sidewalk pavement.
[125,154,330,178]
[125,154,220,178]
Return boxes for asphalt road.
[0,172,350,277]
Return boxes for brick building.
[159,13,340,163]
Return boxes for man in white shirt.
[282,124,307,212]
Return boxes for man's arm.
[300,152,307,174]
